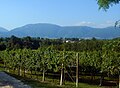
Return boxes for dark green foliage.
[97,0,120,10]
[0,36,117,52]
[0,43,6,50]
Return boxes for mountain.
[0,27,8,36]
[60,26,120,39]
[58,26,94,38]
[1,23,120,39]
[3,23,62,38]
[0,27,8,33]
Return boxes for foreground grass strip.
[7,72,110,88]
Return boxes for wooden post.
[20,68,22,76]
[119,74,120,88]
[42,69,45,82]
[60,63,63,86]
[18,66,20,76]
[99,75,102,86]
[76,53,79,87]
[23,68,26,77]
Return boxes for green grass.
[0,66,118,88]
[25,81,103,88]
[24,80,118,88]
[7,72,108,88]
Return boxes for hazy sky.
[0,0,119,30]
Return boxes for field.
[0,37,119,88]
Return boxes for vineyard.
[0,36,120,87]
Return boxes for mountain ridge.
[0,27,8,32]
[0,23,120,39]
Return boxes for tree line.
[0,35,105,51]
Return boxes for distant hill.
[60,26,120,39]
[0,23,120,39]
[0,27,8,36]
[0,27,8,33]
[3,23,62,38]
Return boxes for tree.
[97,0,120,52]
[97,0,120,10]
[7,35,22,49]
[37,46,53,82]
[97,0,120,28]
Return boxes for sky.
[0,0,119,30]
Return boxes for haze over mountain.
[0,23,120,39]
[0,27,8,36]
[0,27,8,33]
